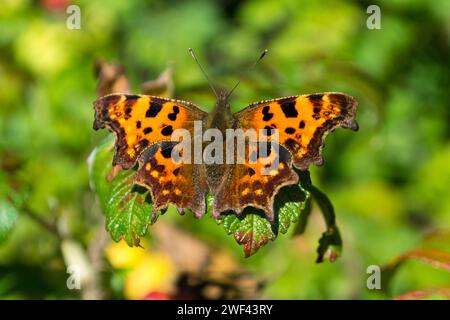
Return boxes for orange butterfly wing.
[93,94,209,218]
[134,142,208,218]
[235,92,358,170]
[93,94,206,169]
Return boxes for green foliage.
[0,200,18,243]
[221,212,276,257]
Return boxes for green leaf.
[276,184,311,235]
[89,136,153,246]
[298,171,343,263]
[220,183,310,257]
[0,199,18,243]
[221,210,275,257]
[292,196,312,236]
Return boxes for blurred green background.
[0,0,449,299]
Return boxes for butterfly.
[93,51,358,223]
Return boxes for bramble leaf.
[89,136,154,246]
[220,183,311,257]
[276,184,310,235]
[221,210,275,257]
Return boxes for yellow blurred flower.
[124,253,176,300]
[105,239,177,299]
[105,239,148,269]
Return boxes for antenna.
[189,48,218,98]
[226,49,268,99]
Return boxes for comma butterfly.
[93,50,358,223]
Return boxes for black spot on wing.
[262,106,274,121]
[172,167,180,176]
[279,100,298,118]
[143,127,153,134]
[168,105,180,121]
[146,99,163,117]
[161,145,173,159]
[285,127,296,134]
[161,125,173,136]
[262,125,275,136]
[124,107,132,118]
[299,120,305,129]
[308,94,324,106]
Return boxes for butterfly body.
[203,91,239,194]
[93,91,358,222]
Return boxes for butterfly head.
[217,91,231,109]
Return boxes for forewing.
[93,94,206,169]
[236,92,358,170]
